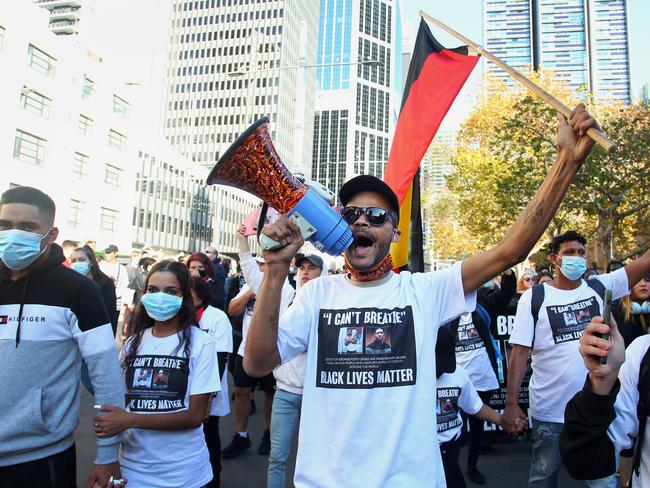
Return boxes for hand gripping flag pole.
[419,11,616,153]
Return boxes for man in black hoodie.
[0,187,125,488]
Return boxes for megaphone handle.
[257,212,317,251]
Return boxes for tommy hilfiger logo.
[0,315,46,324]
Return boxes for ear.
[47,227,59,245]
[392,228,401,243]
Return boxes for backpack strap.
[586,278,606,304]
[475,303,502,361]
[633,345,650,480]
[530,284,545,350]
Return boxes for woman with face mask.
[92,261,221,488]
[187,252,225,311]
[70,246,117,334]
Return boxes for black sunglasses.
[340,206,397,226]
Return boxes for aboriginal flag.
[384,19,479,271]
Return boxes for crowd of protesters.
[1,105,650,488]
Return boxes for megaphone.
[206,117,352,256]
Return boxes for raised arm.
[461,104,599,293]
[623,248,650,288]
[243,217,304,377]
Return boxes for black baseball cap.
[436,326,456,377]
[338,175,400,221]
[104,244,118,254]
[296,254,324,269]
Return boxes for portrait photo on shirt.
[365,326,392,354]
[338,326,363,354]
[152,369,170,388]
[133,368,153,388]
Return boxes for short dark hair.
[550,231,587,254]
[0,186,56,223]
[62,239,78,249]
[607,260,624,273]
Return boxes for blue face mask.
[71,261,90,276]
[141,292,183,321]
[0,228,51,270]
[560,255,587,281]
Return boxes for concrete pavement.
[76,385,585,487]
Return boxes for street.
[75,383,585,487]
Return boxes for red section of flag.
[384,48,479,205]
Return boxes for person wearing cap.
[244,105,599,486]
[268,253,326,488]
[222,227,295,459]
[99,244,131,333]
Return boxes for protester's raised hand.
[557,103,600,166]
[236,224,250,253]
[260,215,304,267]
[579,316,625,395]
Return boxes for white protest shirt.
[608,335,650,487]
[454,312,499,391]
[119,327,221,488]
[236,253,295,357]
[199,305,233,416]
[436,365,483,444]
[277,262,476,488]
[509,268,628,423]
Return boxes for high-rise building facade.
[1,0,136,250]
[311,0,399,198]
[484,0,631,103]
[33,0,82,35]
[163,0,318,174]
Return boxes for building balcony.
[49,6,80,20]
[35,0,81,10]
[49,19,77,34]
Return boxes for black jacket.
[449,271,516,377]
[560,378,619,480]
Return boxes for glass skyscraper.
[483,0,631,103]
[311,0,399,198]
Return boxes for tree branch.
[615,201,650,220]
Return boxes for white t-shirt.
[509,268,628,423]
[119,327,221,488]
[436,365,483,444]
[199,305,233,417]
[277,262,475,488]
[234,283,256,357]
[454,312,499,391]
[609,335,650,487]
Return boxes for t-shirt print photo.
[546,296,599,344]
[125,354,190,412]
[317,306,416,389]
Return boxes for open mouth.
[350,234,374,258]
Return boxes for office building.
[311,0,400,198]
[483,0,631,103]
[163,0,319,174]
[0,0,136,250]
[33,0,82,36]
[422,130,456,196]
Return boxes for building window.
[72,152,89,179]
[78,114,93,135]
[13,130,46,165]
[28,44,56,77]
[108,130,126,150]
[68,199,83,229]
[100,207,119,234]
[0,25,5,50]
[19,90,51,118]
[104,163,123,187]
[82,77,95,98]
[112,95,130,115]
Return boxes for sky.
[399,0,650,131]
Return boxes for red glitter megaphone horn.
[206,117,352,256]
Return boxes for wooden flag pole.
[419,11,616,153]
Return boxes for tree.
[443,71,650,269]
